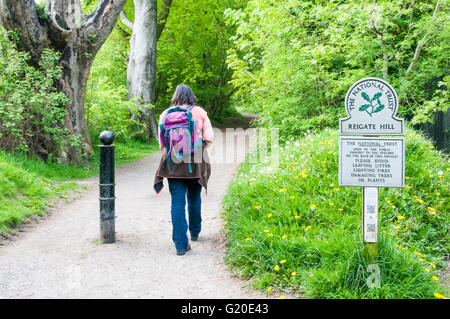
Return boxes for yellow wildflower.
[310,204,316,209]
[429,262,436,269]
[397,215,404,220]
[280,260,286,264]
[291,272,296,276]
[282,235,287,239]
[279,189,287,193]
[424,268,430,273]
[338,208,343,212]
[245,238,250,241]
[267,213,273,218]
[279,296,285,299]
[274,265,280,271]
[432,276,439,281]
[305,226,312,231]
[267,287,272,292]
[434,292,446,299]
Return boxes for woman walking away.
[154,84,214,255]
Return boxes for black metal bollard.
[99,130,115,244]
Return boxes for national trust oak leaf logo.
[359,91,385,117]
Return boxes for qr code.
[366,223,376,233]
[366,205,376,214]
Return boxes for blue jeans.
[167,178,202,251]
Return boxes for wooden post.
[99,131,116,244]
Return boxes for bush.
[0,31,76,160]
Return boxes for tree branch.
[120,10,133,30]
[0,0,49,63]
[156,0,172,40]
[84,0,127,42]
[46,0,83,28]
[406,0,441,77]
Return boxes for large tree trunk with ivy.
[0,0,126,164]
[121,0,172,141]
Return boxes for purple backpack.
[159,105,199,173]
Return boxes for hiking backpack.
[159,105,200,174]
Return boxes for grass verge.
[222,127,449,299]
[0,137,158,235]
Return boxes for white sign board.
[340,78,404,135]
[339,137,405,188]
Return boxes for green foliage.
[0,31,81,160]
[86,27,142,140]
[226,0,449,137]
[35,1,48,20]
[411,76,450,125]
[222,127,448,298]
[156,0,246,119]
[87,0,246,127]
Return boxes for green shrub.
[0,31,77,159]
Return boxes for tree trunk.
[123,0,172,141]
[0,0,127,164]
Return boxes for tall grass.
[222,127,448,298]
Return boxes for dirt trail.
[0,121,267,298]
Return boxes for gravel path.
[0,127,267,299]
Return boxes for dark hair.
[171,84,197,106]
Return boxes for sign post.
[339,78,405,261]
